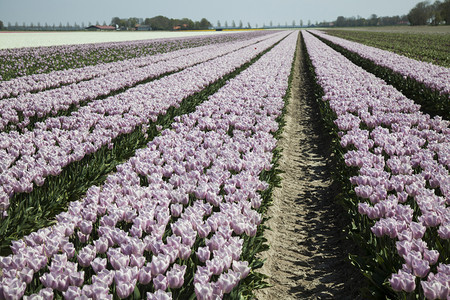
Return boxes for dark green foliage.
[324,30,450,69]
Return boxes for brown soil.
[254,33,365,300]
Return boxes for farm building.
[135,24,152,31]
[85,25,116,31]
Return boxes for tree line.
[110,16,212,30]
[0,16,212,31]
[1,0,449,31]
[334,0,449,27]
[407,0,450,25]
[334,15,409,27]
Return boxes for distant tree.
[181,18,195,29]
[231,20,236,27]
[440,0,450,24]
[147,15,171,30]
[430,0,443,24]
[217,20,221,27]
[335,16,345,26]
[0,20,3,30]
[247,22,251,28]
[225,21,228,28]
[270,20,273,27]
[127,17,139,29]
[300,19,303,27]
[307,20,311,26]
[408,1,432,25]
[369,14,378,26]
[292,20,296,26]
[239,20,243,28]
[199,18,211,29]
[111,17,121,26]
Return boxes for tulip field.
[0,28,448,299]
[312,30,450,120]
[302,30,449,299]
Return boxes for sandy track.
[254,33,364,300]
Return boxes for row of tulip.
[310,30,449,119]
[311,30,449,97]
[0,31,271,100]
[0,31,290,220]
[0,31,271,81]
[0,32,288,255]
[303,30,449,299]
[0,31,297,300]
[0,32,277,132]
[0,43,200,100]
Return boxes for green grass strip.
[323,30,450,68]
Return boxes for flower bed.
[303,30,449,299]
[0,31,297,300]
[0,42,207,99]
[0,32,291,255]
[0,31,288,215]
[0,31,272,81]
[0,33,276,132]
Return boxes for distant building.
[173,24,188,30]
[85,25,116,31]
[135,24,152,31]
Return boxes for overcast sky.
[0,0,419,27]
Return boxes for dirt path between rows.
[254,33,364,300]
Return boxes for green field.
[323,27,450,68]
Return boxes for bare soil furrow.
[254,33,363,300]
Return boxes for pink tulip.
[2,278,27,300]
[116,280,136,299]
[195,282,214,300]
[167,264,186,289]
[153,274,168,291]
[91,257,107,274]
[138,264,153,285]
[150,254,170,276]
[232,260,250,279]
[62,286,82,300]
[147,290,173,300]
